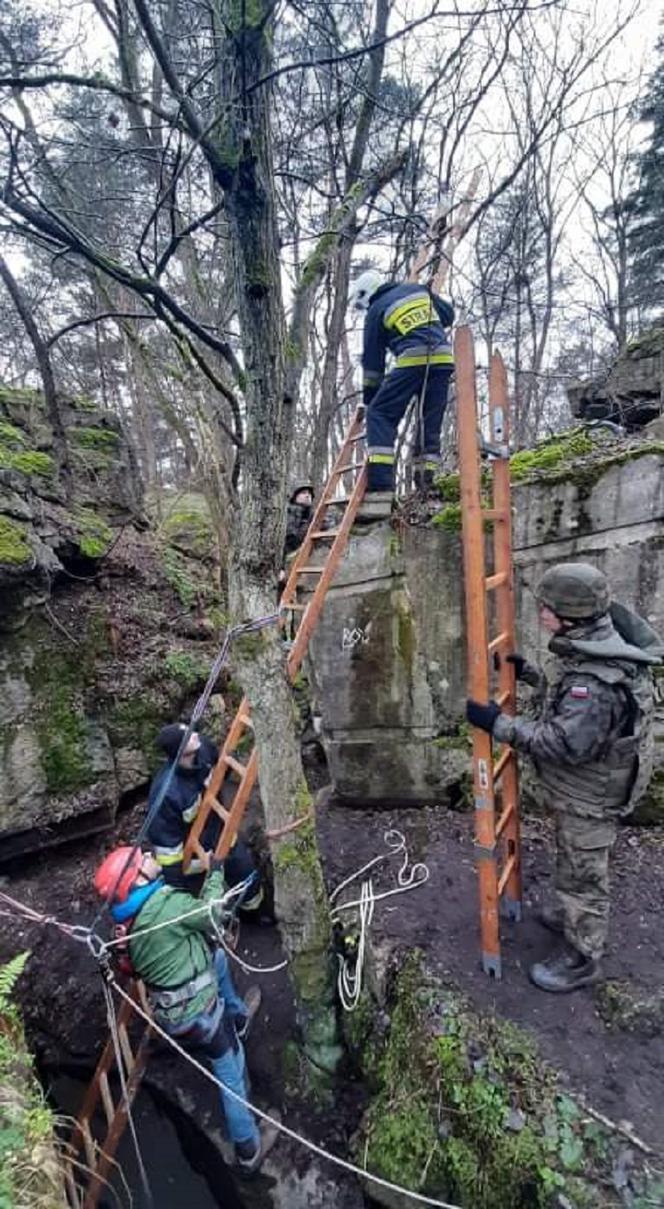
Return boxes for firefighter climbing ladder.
[456,324,522,978]
[63,408,368,1208]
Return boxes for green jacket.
[128,869,225,1026]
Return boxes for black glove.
[466,699,502,734]
[506,653,526,680]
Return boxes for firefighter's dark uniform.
[362,282,454,492]
[146,735,263,908]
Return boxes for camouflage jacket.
[493,607,662,817]
[284,501,312,556]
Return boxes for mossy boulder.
[0,381,142,594]
[354,953,662,1209]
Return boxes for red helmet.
[94,847,143,904]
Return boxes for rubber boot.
[236,1108,281,1174]
[235,986,262,1042]
[537,903,565,935]
[529,947,601,993]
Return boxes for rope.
[100,878,253,950]
[110,978,462,1209]
[101,977,154,1209]
[90,608,283,936]
[330,829,429,1012]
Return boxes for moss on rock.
[0,517,32,566]
[0,443,54,477]
[71,426,120,450]
[73,508,113,558]
[356,953,657,1207]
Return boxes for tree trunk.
[310,234,355,487]
[0,256,70,488]
[219,0,341,1073]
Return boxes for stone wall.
[308,437,664,816]
[0,385,220,860]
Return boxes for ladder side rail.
[280,406,365,610]
[82,1017,153,1209]
[489,350,522,919]
[66,996,136,1163]
[183,697,251,867]
[186,409,367,870]
[286,465,367,679]
[455,325,501,978]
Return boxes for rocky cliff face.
[308,429,664,821]
[567,326,664,428]
[0,384,220,860]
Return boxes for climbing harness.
[456,326,522,978]
[330,829,429,1013]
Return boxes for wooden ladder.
[182,405,367,869]
[456,324,521,978]
[63,982,153,1208]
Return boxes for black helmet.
[536,562,610,620]
[289,483,314,505]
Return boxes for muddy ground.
[0,787,662,1202]
[318,800,664,1150]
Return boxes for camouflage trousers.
[552,804,617,960]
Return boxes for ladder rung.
[488,630,509,654]
[492,748,513,781]
[239,714,253,727]
[225,755,246,778]
[495,800,514,838]
[485,572,508,590]
[496,690,510,708]
[282,602,306,611]
[331,460,365,476]
[349,431,366,442]
[297,565,324,574]
[98,1072,115,1129]
[311,529,340,539]
[482,508,507,522]
[498,852,517,896]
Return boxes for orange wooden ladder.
[456,324,521,978]
[63,982,153,1208]
[183,404,367,869]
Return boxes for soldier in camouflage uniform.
[467,563,661,993]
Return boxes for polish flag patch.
[570,685,590,699]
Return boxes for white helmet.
[349,268,384,312]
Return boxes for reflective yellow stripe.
[395,352,454,368]
[385,294,435,334]
[182,798,200,824]
[368,453,395,465]
[155,851,184,867]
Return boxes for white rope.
[330,830,429,1012]
[110,978,462,1209]
[101,978,153,1208]
[210,910,289,975]
[101,878,253,950]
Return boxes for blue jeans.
[164,951,259,1149]
[366,364,452,491]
